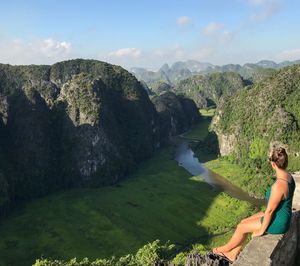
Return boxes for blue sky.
[0,0,300,69]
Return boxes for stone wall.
[233,171,300,266]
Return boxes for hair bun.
[276,147,286,154]
[269,145,288,169]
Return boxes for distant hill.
[130,67,171,90]
[173,72,247,108]
[131,59,300,89]
[204,64,277,83]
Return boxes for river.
[172,135,265,208]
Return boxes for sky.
[0,0,300,70]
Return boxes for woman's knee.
[236,222,244,231]
[237,217,262,233]
[236,222,249,232]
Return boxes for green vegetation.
[182,120,211,141]
[203,64,277,84]
[174,72,246,108]
[199,108,216,118]
[205,158,270,197]
[0,143,254,266]
[34,240,175,266]
[151,91,201,142]
[211,64,300,197]
[182,109,215,141]
[0,59,158,215]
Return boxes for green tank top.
[260,174,295,234]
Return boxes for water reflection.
[172,136,265,207]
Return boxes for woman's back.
[263,174,295,234]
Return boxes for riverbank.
[0,143,254,266]
[183,109,266,199]
[204,158,265,200]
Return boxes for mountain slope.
[130,59,300,90]
[174,72,247,108]
[211,64,300,195]
[0,59,201,216]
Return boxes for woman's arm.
[252,183,283,237]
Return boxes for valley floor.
[0,110,255,266]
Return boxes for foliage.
[174,72,246,108]
[151,91,201,142]
[182,120,211,141]
[0,59,164,216]
[171,252,187,266]
[199,108,216,118]
[0,145,253,266]
[249,138,269,161]
[211,64,300,196]
[33,240,175,266]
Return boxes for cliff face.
[0,60,152,209]
[0,59,200,215]
[212,64,300,152]
[152,91,201,143]
[211,64,300,194]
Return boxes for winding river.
[171,135,265,207]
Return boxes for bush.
[33,240,175,266]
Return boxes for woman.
[212,146,296,263]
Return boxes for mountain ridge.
[210,63,300,196]
[131,59,300,90]
[0,59,201,216]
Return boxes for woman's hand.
[252,229,265,237]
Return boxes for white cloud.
[102,48,143,69]
[202,22,234,43]
[244,0,280,21]
[250,2,279,21]
[0,38,72,65]
[193,47,215,61]
[100,45,216,70]
[276,48,300,61]
[108,48,141,58]
[221,31,234,42]
[177,16,192,27]
[247,0,271,5]
[41,38,72,58]
[202,22,224,36]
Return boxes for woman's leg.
[240,211,264,223]
[213,216,262,260]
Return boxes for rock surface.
[232,171,300,266]
[0,59,201,215]
[184,252,232,266]
[152,91,201,143]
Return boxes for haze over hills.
[131,59,300,90]
[173,72,247,108]
[2,0,300,265]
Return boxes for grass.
[199,108,215,118]
[188,117,268,197]
[181,109,215,141]
[182,120,211,141]
[205,159,252,193]
[0,144,253,266]
[188,119,263,196]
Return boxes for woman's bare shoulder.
[272,180,287,197]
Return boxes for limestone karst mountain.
[0,59,200,216]
[211,64,300,195]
